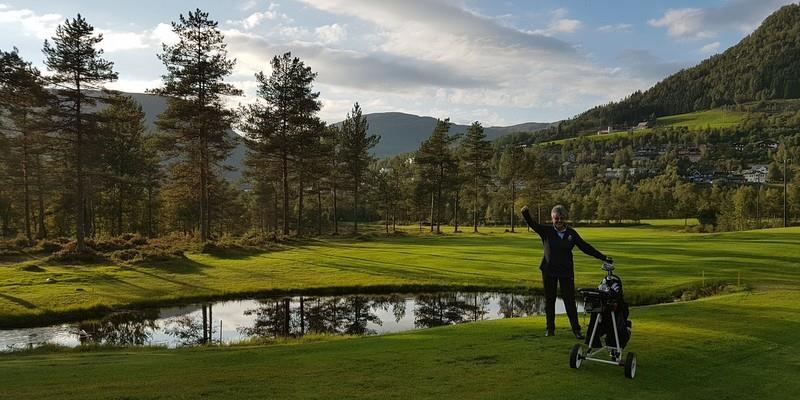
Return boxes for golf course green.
[1,224,799,398]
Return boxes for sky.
[0,0,796,126]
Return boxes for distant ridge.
[336,112,551,157]
[124,93,551,177]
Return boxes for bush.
[50,243,107,264]
[38,238,69,254]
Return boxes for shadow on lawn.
[0,293,38,309]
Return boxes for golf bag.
[582,274,632,349]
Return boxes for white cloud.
[241,0,258,11]
[292,0,647,123]
[228,2,286,29]
[648,8,712,39]
[530,8,582,36]
[699,42,721,54]
[597,23,632,33]
[649,0,794,40]
[0,7,62,39]
[315,23,347,44]
[97,29,150,53]
[150,23,179,46]
[0,4,9,10]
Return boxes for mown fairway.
[2,225,800,326]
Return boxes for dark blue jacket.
[522,209,607,278]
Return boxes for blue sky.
[0,0,794,125]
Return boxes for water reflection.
[77,309,158,346]
[0,292,581,350]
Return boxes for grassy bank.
[2,226,800,327]
[1,289,798,399]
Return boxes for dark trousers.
[542,273,580,332]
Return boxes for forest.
[1,9,799,260]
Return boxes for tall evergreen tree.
[459,121,492,233]
[241,52,320,235]
[97,94,152,235]
[152,9,241,242]
[341,103,379,233]
[416,119,457,234]
[42,14,117,251]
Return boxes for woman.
[521,204,612,339]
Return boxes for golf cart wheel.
[569,344,584,369]
[624,352,637,379]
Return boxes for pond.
[0,292,583,351]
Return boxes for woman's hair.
[551,204,568,217]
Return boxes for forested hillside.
[542,3,800,142]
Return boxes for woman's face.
[551,212,566,230]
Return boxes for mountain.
[124,93,550,179]
[546,3,800,141]
[124,93,247,182]
[337,112,551,157]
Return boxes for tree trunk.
[316,180,322,236]
[436,165,443,234]
[282,152,289,235]
[75,82,86,252]
[200,137,209,242]
[22,130,31,242]
[35,154,46,239]
[297,178,304,236]
[473,174,479,233]
[146,184,153,237]
[332,181,338,235]
[453,189,459,233]
[429,192,435,233]
[353,176,359,233]
[510,179,516,232]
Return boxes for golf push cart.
[569,261,636,379]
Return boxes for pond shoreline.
[0,283,542,330]
[0,280,737,330]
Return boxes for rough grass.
[2,225,799,327]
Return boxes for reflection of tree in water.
[237,299,294,338]
[372,295,407,324]
[77,309,158,346]
[163,304,217,346]
[497,294,544,318]
[238,295,401,338]
[414,293,485,329]
[341,296,381,335]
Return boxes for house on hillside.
[597,126,612,135]
[754,139,778,150]
[604,167,637,179]
[742,164,769,183]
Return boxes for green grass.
[2,225,800,398]
[656,108,745,130]
[3,225,800,326]
[542,107,747,146]
[1,289,798,399]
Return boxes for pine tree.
[341,103,379,233]
[97,94,152,235]
[240,52,320,235]
[42,14,118,251]
[459,121,492,233]
[416,119,457,234]
[152,9,241,242]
